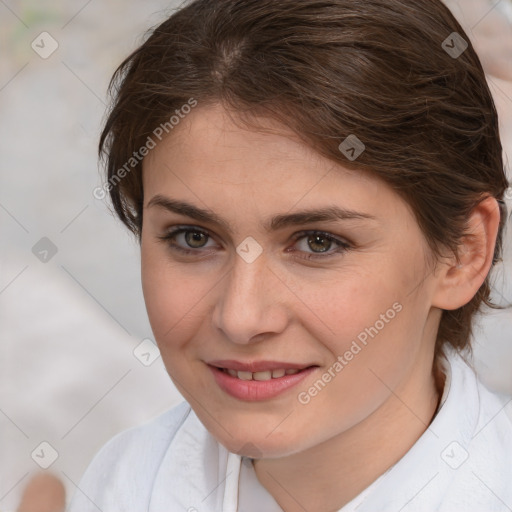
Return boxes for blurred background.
[0,0,511,509]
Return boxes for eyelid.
[289,229,351,246]
[287,230,351,259]
[157,225,219,252]
[158,225,352,260]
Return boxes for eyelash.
[157,226,352,261]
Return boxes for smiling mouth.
[208,362,319,401]
[220,367,313,381]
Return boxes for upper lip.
[207,360,316,372]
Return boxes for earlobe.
[431,196,501,311]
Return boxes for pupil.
[183,232,331,252]
[309,235,331,253]
[186,231,207,248]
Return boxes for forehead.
[144,104,372,188]
[142,103,411,229]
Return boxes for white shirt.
[69,347,512,511]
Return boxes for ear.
[431,196,501,310]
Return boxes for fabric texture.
[68,347,512,512]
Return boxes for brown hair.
[99,0,509,355]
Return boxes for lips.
[207,360,318,401]
[208,360,316,381]
[222,368,301,381]
[208,359,314,372]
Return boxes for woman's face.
[141,103,441,458]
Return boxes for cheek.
[140,241,205,351]
[302,265,405,345]
[302,260,424,394]
[291,303,415,441]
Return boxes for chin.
[210,423,308,459]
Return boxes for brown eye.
[158,226,351,261]
[184,230,209,248]
[157,227,216,255]
[291,230,351,260]
[306,234,333,253]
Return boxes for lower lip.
[208,365,317,401]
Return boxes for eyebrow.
[146,194,376,234]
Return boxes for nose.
[212,252,290,345]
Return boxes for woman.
[69,0,511,510]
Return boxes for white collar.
[148,405,242,511]
[341,346,480,511]
[148,347,480,512]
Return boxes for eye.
[289,230,351,260]
[157,226,351,260]
[157,226,217,255]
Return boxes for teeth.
[223,368,303,380]
[253,371,272,381]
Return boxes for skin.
[141,103,499,511]
[16,3,511,508]
[17,473,65,512]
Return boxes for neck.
[253,347,443,512]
